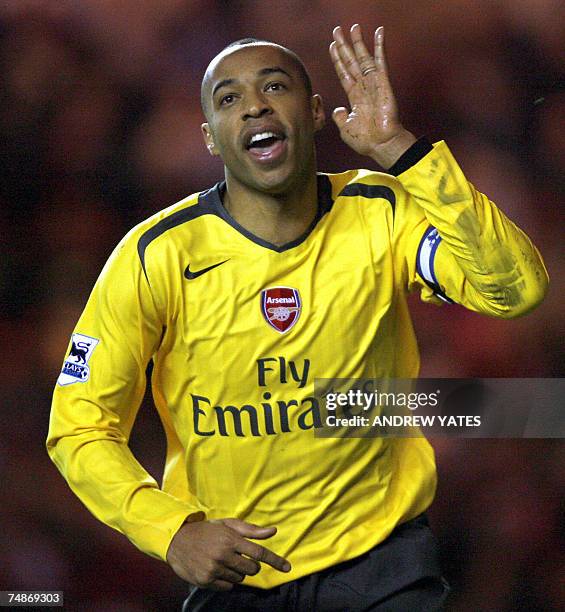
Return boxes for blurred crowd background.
[1,1,563,610]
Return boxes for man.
[47,25,548,611]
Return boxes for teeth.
[249,131,278,145]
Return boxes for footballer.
[47,24,548,611]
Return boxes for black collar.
[198,174,334,253]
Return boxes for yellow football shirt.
[47,140,547,588]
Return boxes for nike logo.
[184,259,229,280]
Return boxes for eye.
[219,93,236,106]
[265,81,286,93]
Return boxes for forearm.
[398,140,548,317]
[47,415,204,561]
[328,22,547,317]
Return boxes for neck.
[223,171,318,247]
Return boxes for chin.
[244,169,294,195]
[253,163,312,196]
[258,177,295,195]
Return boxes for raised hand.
[166,518,291,591]
[330,24,416,169]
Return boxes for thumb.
[332,107,349,131]
[221,518,277,539]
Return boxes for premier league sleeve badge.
[57,333,100,386]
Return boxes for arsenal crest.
[261,287,301,333]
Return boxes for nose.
[242,91,272,121]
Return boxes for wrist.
[368,129,417,170]
[387,137,434,176]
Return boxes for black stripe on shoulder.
[137,187,220,279]
[338,183,396,213]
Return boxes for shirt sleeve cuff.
[387,137,434,176]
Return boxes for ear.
[201,122,219,156]
[311,94,326,132]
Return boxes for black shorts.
[182,514,450,611]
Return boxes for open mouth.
[244,130,288,163]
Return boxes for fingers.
[332,26,363,80]
[220,518,291,572]
[332,107,349,130]
[350,23,375,75]
[191,547,261,590]
[236,538,291,573]
[217,565,246,584]
[224,551,261,577]
[329,41,355,94]
[331,24,389,81]
[168,518,291,592]
[374,26,388,72]
[221,518,277,539]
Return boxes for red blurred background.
[1,1,563,610]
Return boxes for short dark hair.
[201,38,313,113]
[224,37,264,48]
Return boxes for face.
[201,44,325,195]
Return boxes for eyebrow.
[211,66,292,98]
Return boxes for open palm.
[330,25,415,167]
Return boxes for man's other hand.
[166,518,291,591]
